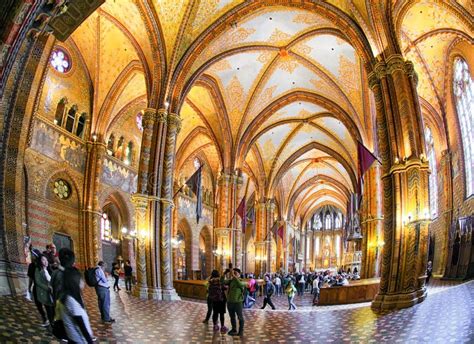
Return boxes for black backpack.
[84,267,98,287]
[208,281,224,302]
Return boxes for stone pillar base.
[133,285,149,299]
[0,262,28,296]
[148,287,162,300]
[371,287,427,310]
[161,288,181,301]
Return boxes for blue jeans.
[288,295,296,310]
[95,286,111,321]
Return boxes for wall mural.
[102,157,138,194]
[30,118,86,172]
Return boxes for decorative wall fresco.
[29,118,86,172]
[101,156,137,194]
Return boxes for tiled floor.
[1,279,473,343]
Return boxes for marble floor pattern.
[0,279,473,343]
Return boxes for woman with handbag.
[34,254,55,326]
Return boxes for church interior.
[0,0,473,342]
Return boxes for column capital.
[215,227,231,237]
[217,173,232,185]
[167,113,181,133]
[368,54,418,87]
[131,193,150,210]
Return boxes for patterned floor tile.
[0,279,472,343]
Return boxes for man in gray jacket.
[260,274,276,310]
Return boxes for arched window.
[315,216,322,230]
[136,112,144,132]
[453,58,474,197]
[76,113,86,138]
[54,97,68,126]
[125,141,133,165]
[425,127,438,217]
[194,157,201,170]
[107,134,115,156]
[335,213,342,228]
[116,136,124,160]
[100,213,112,241]
[325,214,331,230]
[65,105,77,133]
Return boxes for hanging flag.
[357,141,379,201]
[185,165,203,224]
[277,224,284,241]
[236,197,246,233]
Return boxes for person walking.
[223,268,246,337]
[312,275,320,306]
[261,275,276,310]
[297,273,305,296]
[274,274,282,296]
[426,261,433,284]
[124,260,133,292]
[248,274,257,299]
[285,279,297,310]
[111,263,121,292]
[28,249,48,327]
[34,254,55,325]
[95,261,115,323]
[207,270,228,334]
[58,267,96,343]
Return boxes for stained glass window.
[136,112,143,132]
[50,48,71,73]
[425,127,438,217]
[101,213,112,241]
[53,179,70,199]
[453,58,474,197]
[325,214,331,230]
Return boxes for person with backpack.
[222,268,246,337]
[207,270,228,334]
[94,261,115,323]
[260,274,276,310]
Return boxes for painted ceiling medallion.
[53,179,71,199]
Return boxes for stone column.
[131,194,149,299]
[134,108,163,300]
[255,201,266,275]
[216,172,232,268]
[361,164,384,278]
[159,113,181,300]
[369,55,430,310]
[82,140,106,267]
[233,174,244,269]
[266,200,275,273]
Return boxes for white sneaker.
[40,320,50,327]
